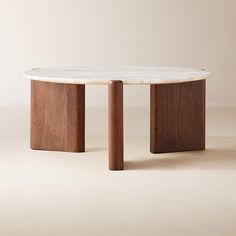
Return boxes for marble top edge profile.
[23,66,211,85]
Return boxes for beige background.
[1,107,236,236]
[0,0,235,107]
[0,1,236,236]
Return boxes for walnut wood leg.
[108,80,124,170]
[150,80,205,153]
[31,80,85,152]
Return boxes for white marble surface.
[23,66,211,85]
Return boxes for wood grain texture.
[108,80,124,170]
[150,80,205,153]
[31,80,85,152]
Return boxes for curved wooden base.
[150,80,205,153]
[31,80,85,152]
[30,79,206,170]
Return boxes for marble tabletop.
[23,66,211,85]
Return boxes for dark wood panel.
[31,80,85,152]
[150,80,205,153]
[108,80,124,170]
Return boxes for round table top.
[23,66,211,85]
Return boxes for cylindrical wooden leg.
[108,80,124,170]
[31,80,85,152]
[150,80,205,153]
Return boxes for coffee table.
[23,66,211,170]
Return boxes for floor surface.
[0,107,236,236]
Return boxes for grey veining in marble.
[23,66,211,85]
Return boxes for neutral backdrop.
[1,1,236,236]
[0,0,235,108]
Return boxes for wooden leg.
[31,80,85,152]
[108,80,124,170]
[150,80,205,153]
